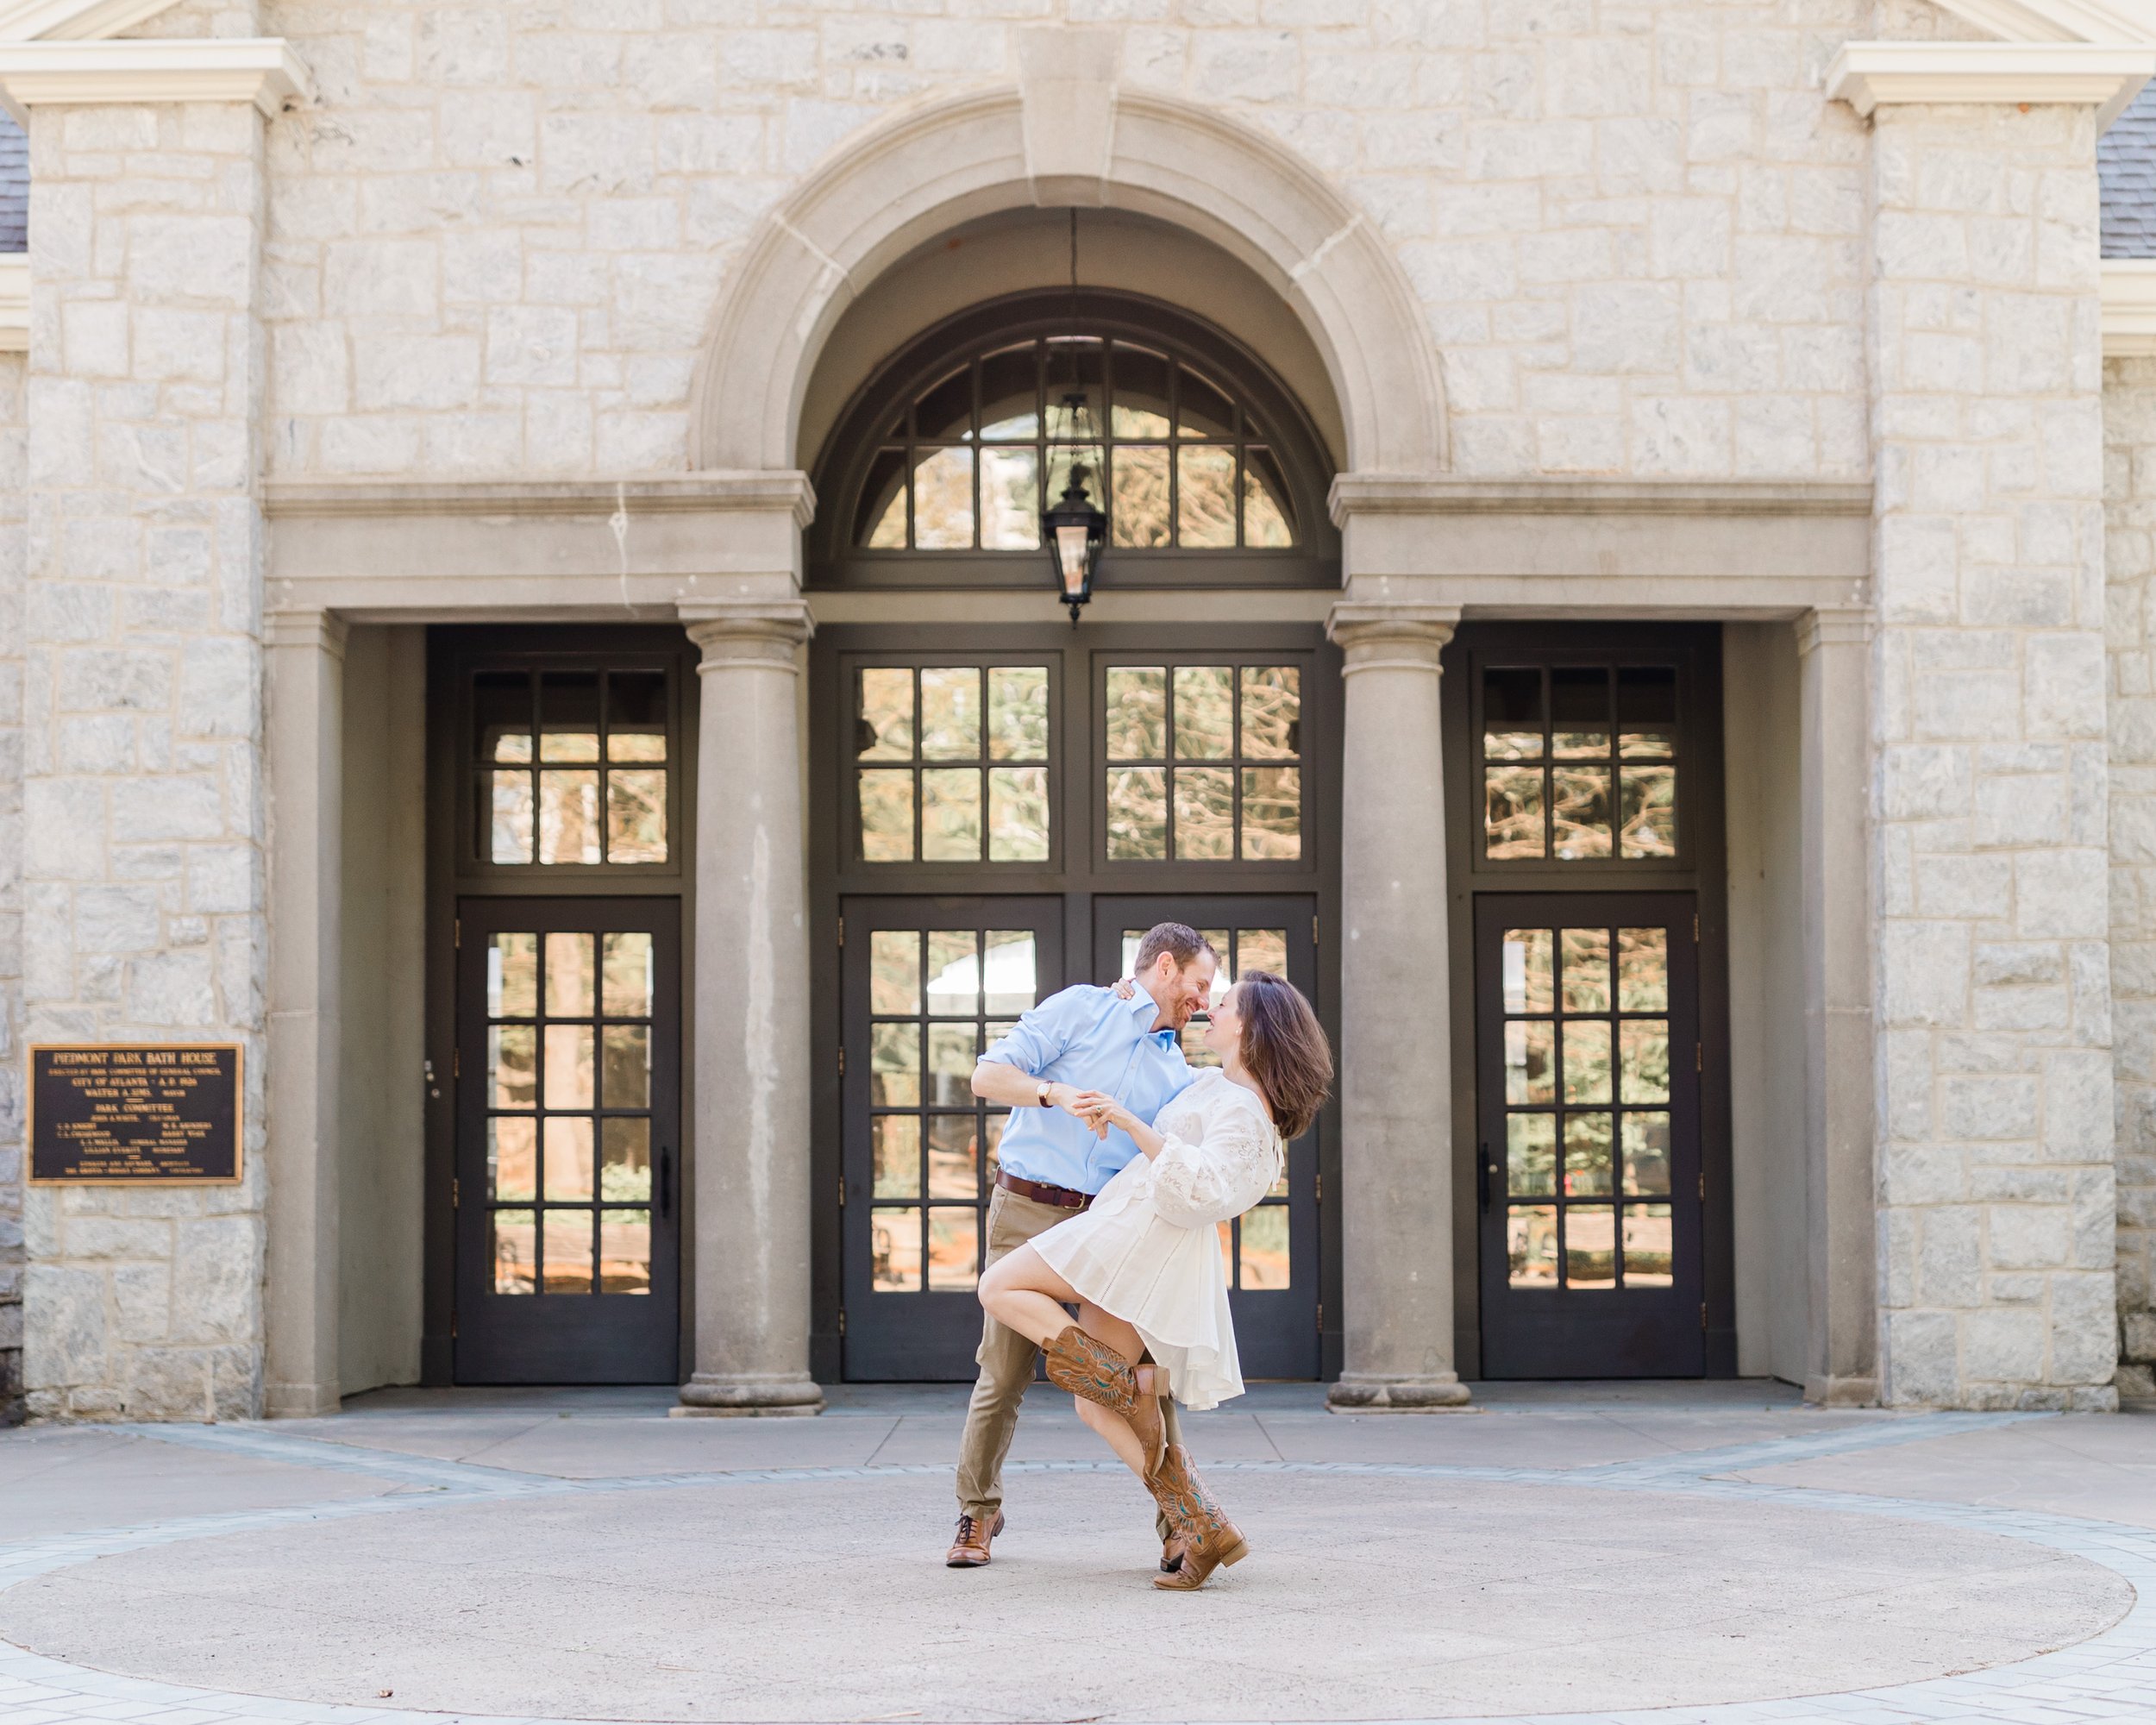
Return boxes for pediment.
[1925,0,2156,41]
[0,0,187,42]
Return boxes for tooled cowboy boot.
[1150,1445,1248,1590]
[1042,1327,1166,1478]
[945,1509,1006,1567]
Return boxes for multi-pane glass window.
[1499,923,1673,1292]
[1105,663,1301,862]
[476,667,670,866]
[855,336,1297,553]
[1119,925,1292,1292]
[866,928,1035,1293]
[1482,664,1678,862]
[856,664,1051,862]
[485,930,656,1296]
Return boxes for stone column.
[676,603,823,1415]
[1866,97,2117,1410]
[1798,607,1877,1405]
[1325,602,1470,1411]
[262,610,344,1417]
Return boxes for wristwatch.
[1037,1080,1055,1107]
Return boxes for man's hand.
[1058,1088,1116,1138]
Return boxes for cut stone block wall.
[19,99,270,1421]
[247,0,1888,483]
[1870,101,2119,1410]
[2104,353,2156,1401]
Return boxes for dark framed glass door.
[841,895,1063,1378]
[454,896,681,1384]
[1475,892,1702,1378]
[1093,894,1320,1380]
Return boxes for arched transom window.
[857,336,1294,553]
[810,292,1338,588]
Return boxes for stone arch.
[689,58,1445,481]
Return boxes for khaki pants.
[956,1183,1183,1530]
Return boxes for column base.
[1326,1372,1473,1413]
[673,1372,825,1417]
[1802,1374,1878,1408]
[264,1382,343,1419]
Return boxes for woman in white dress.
[977,969,1332,1590]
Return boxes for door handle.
[1478,1142,1492,1214]
[659,1146,673,1220]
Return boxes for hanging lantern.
[1043,384,1106,624]
[1044,462,1106,624]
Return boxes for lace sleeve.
[1147,1093,1282,1229]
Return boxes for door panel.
[1094,895,1320,1380]
[1476,892,1702,1378]
[454,896,680,1384]
[842,896,1064,1379]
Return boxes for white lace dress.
[1031,1068,1284,1412]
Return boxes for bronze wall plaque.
[28,1044,244,1186]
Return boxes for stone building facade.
[3,0,2156,1420]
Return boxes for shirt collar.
[1129,975,1179,1042]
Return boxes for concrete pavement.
[0,1382,2152,1723]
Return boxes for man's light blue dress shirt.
[981,980,1194,1195]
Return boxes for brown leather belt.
[995,1170,1092,1210]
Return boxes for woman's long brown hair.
[1233,969,1333,1141]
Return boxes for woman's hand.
[1112,977,1138,1000]
[1075,1093,1139,1137]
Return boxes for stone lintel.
[1826,40,2156,129]
[1328,474,1875,528]
[264,473,818,528]
[0,36,314,123]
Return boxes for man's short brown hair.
[1134,922,1215,974]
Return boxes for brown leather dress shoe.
[945,1509,1006,1567]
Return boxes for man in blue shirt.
[945,922,1216,1571]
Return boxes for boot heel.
[1220,1540,1250,1566]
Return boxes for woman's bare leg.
[979,1247,1163,1484]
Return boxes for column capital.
[1325,601,1460,675]
[682,600,814,671]
[265,607,348,661]
[1796,605,1871,660]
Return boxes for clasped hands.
[1044,1082,1134,1140]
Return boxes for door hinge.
[1698,1170,1706,1201]
[452,1177,461,1210]
[451,1308,459,1339]
[837,1045,846,1078]
[1692,913,1699,943]
[837,916,845,948]
[837,1308,847,1336]
[454,1047,461,1080]
[1315,1171,1323,1205]
[1701,1302,1708,1333]
[1312,913,1319,947]
[837,1173,846,1209]
[454,917,461,950]
[1316,1302,1324,1333]
[1695,1043,1702,1073]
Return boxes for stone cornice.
[263,474,818,530]
[2103,259,2156,355]
[1826,41,2156,129]
[1933,0,2156,43]
[0,36,312,121]
[1328,474,1875,529]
